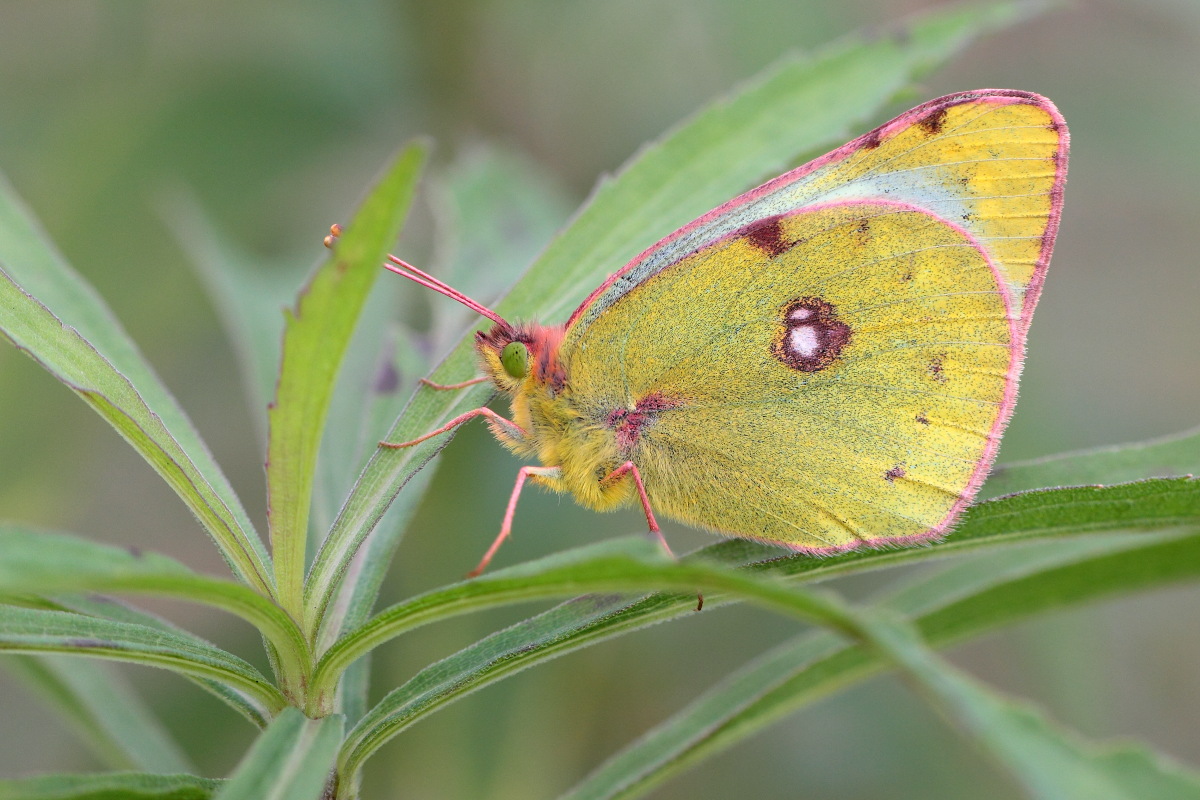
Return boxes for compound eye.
[500,341,529,379]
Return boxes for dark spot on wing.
[742,216,791,257]
[771,297,852,373]
[919,105,949,135]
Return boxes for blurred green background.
[0,1,1197,798]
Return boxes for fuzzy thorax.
[473,320,637,512]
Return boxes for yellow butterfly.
[357,89,1068,576]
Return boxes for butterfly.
[345,89,1068,577]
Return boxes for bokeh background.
[0,1,1197,798]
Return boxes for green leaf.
[867,615,1200,800]
[563,532,1200,799]
[985,425,1200,499]
[334,537,897,775]
[0,605,287,715]
[0,772,218,800]
[0,177,270,595]
[322,477,1200,695]
[720,476,1200,586]
[18,594,273,729]
[268,142,427,617]
[314,538,859,705]
[337,478,1200,784]
[213,708,343,800]
[303,0,1032,646]
[4,655,193,773]
[0,526,307,673]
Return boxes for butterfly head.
[475,321,566,395]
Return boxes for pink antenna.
[323,224,507,326]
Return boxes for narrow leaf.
[320,477,1200,696]
[0,526,307,672]
[312,149,576,725]
[714,476,1200,586]
[313,537,855,704]
[0,177,270,593]
[304,0,1033,643]
[0,605,286,714]
[868,615,1200,800]
[213,708,343,800]
[564,532,1200,799]
[316,146,575,645]
[985,425,1200,499]
[340,477,1200,783]
[268,142,427,617]
[0,772,218,800]
[12,593,273,729]
[334,540,910,778]
[0,269,271,595]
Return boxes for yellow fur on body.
[476,325,636,512]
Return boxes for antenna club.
[323,223,343,249]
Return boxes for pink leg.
[469,465,561,578]
[419,376,490,391]
[604,461,674,559]
[379,407,525,450]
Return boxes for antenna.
[323,224,507,326]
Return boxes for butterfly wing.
[559,92,1067,551]
[569,91,1067,340]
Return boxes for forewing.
[565,204,1017,551]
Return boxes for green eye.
[500,341,529,379]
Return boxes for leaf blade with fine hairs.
[983,424,1200,499]
[268,142,427,618]
[563,531,1200,800]
[0,772,219,800]
[213,708,343,800]
[0,525,307,672]
[0,605,287,715]
[29,594,274,730]
[336,478,1200,782]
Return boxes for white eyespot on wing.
[788,325,821,358]
[788,307,814,322]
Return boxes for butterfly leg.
[603,461,673,559]
[468,465,562,578]
[379,407,527,449]
[419,376,490,391]
[604,461,704,611]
